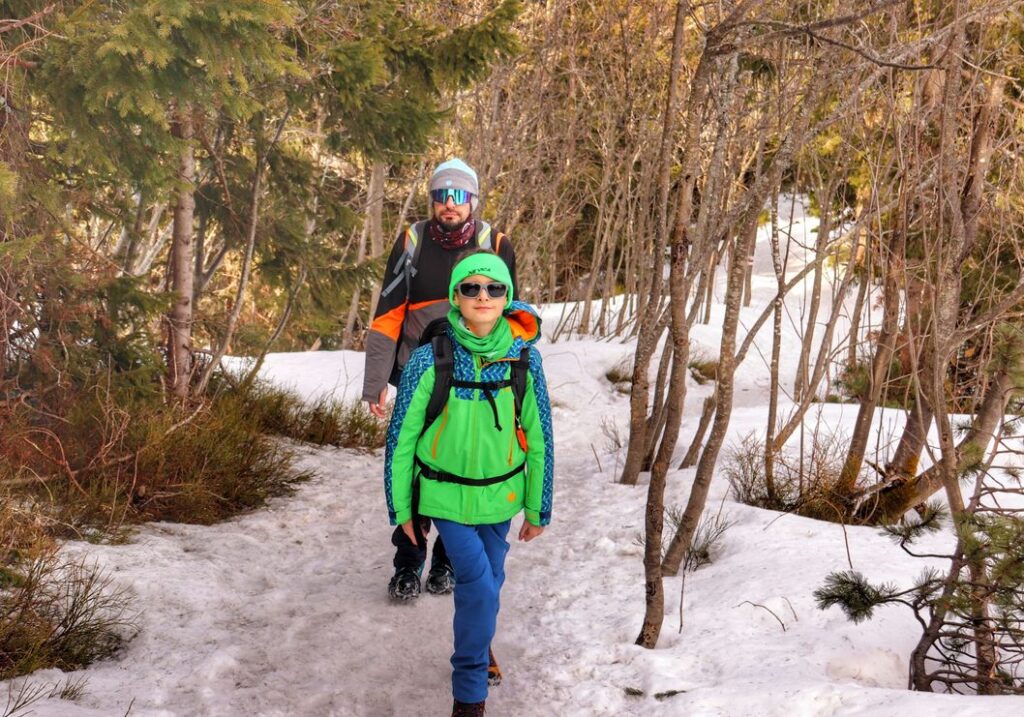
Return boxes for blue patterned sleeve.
[520,346,554,526]
[384,345,435,525]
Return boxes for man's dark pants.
[392,518,450,571]
[390,362,450,573]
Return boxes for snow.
[6,200,1023,716]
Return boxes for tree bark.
[863,369,1012,523]
[661,206,757,576]
[661,64,829,576]
[633,0,693,648]
[837,212,904,494]
[794,180,835,402]
[680,391,717,469]
[763,194,784,499]
[620,0,693,487]
[167,110,196,400]
[845,229,869,372]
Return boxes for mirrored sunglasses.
[457,282,508,300]
[431,188,473,205]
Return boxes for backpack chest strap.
[453,378,512,430]
[452,378,513,391]
[416,456,525,486]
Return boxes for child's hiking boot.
[451,700,485,717]
[425,561,455,595]
[487,648,502,687]
[387,565,421,601]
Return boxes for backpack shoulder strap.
[510,346,530,418]
[423,331,454,433]
[408,220,428,264]
[406,221,429,291]
[476,221,493,250]
[493,231,505,255]
[380,223,425,299]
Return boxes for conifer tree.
[37,0,300,397]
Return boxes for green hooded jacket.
[384,301,554,527]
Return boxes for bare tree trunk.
[680,391,716,469]
[741,224,755,307]
[909,546,969,691]
[344,161,384,348]
[702,250,717,324]
[633,0,693,647]
[620,0,693,486]
[662,205,758,576]
[845,229,870,371]
[925,18,970,517]
[908,373,1013,691]
[865,368,1012,523]
[837,206,904,494]
[763,193,784,500]
[167,110,196,400]
[661,61,827,575]
[887,271,932,478]
[578,162,619,334]
[793,179,835,402]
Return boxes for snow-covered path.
[15,355,1024,717]
[8,201,1024,716]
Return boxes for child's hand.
[518,521,544,542]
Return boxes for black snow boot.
[387,565,421,601]
[425,562,455,595]
[487,648,502,687]
[451,700,485,717]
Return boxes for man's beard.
[437,217,469,232]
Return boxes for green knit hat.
[448,253,514,309]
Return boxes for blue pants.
[433,519,511,704]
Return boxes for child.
[384,250,554,716]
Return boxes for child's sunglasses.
[457,282,508,299]
[431,188,473,205]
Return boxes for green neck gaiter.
[447,307,514,360]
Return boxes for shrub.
[1,501,136,684]
[0,377,309,529]
[127,392,309,525]
[722,433,769,507]
[0,553,137,680]
[219,378,387,450]
[688,350,719,385]
[633,503,732,570]
[298,396,388,449]
[724,430,855,522]
[681,504,733,573]
[2,676,89,717]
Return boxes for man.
[363,158,517,600]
